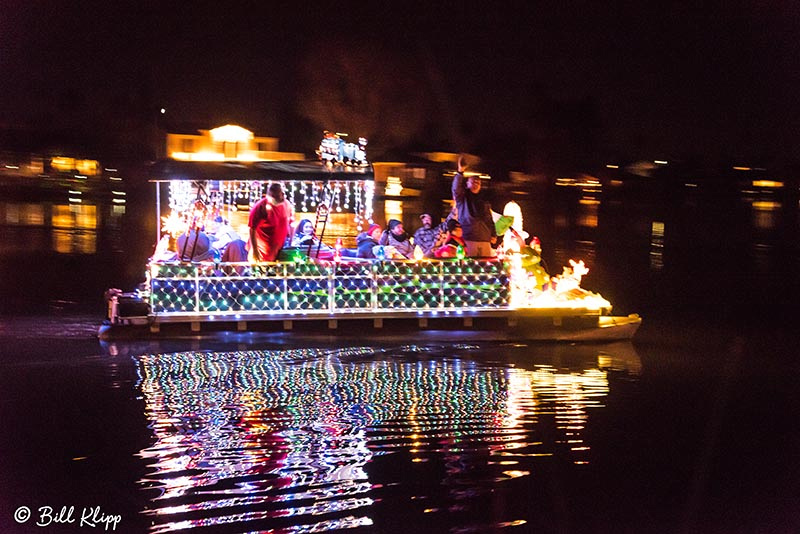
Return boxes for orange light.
[209,124,254,143]
[752,180,783,188]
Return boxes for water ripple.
[134,343,639,532]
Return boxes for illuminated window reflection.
[751,200,780,231]
[5,203,45,225]
[51,204,98,254]
[650,221,665,271]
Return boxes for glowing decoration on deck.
[503,201,524,235]
[502,201,528,250]
[160,212,187,237]
[554,260,589,293]
[318,131,368,166]
[334,237,343,262]
[413,245,425,262]
[507,253,611,310]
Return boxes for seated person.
[221,239,248,262]
[176,229,215,262]
[379,219,414,259]
[413,213,442,257]
[433,219,467,258]
[356,223,382,258]
[291,218,335,259]
[207,216,241,252]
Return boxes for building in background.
[166,125,304,162]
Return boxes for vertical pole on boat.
[156,181,161,239]
[438,261,445,309]
[194,264,200,313]
[282,263,289,312]
[370,262,378,311]
[328,263,334,312]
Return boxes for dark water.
[1,181,800,533]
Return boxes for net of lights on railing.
[145,253,610,315]
[147,259,511,314]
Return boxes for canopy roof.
[149,159,374,183]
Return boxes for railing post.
[329,262,335,313]
[371,261,378,312]
[194,264,200,313]
[439,260,445,309]
[281,263,288,312]
[148,263,156,318]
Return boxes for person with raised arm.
[451,155,496,257]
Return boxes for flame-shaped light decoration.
[508,255,611,311]
[161,212,188,237]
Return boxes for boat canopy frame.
[149,159,376,239]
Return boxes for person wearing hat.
[433,218,467,258]
[356,223,383,258]
[413,213,443,257]
[208,215,241,253]
[452,156,497,257]
[379,219,414,258]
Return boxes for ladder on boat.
[309,202,329,258]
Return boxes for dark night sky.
[1,1,799,166]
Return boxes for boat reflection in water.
[129,342,640,532]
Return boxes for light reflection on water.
[133,342,640,532]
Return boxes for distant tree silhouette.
[296,40,430,153]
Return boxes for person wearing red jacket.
[248,183,292,262]
[433,219,467,258]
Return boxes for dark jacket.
[379,230,414,258]
[176,230,214,261]
[452,172,496,243]
[356,232,379,258]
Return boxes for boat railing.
[146,258,511,317]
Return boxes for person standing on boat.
[248,183,291,262]
[452,156,497,257]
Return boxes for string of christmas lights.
[171,180,375,231]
